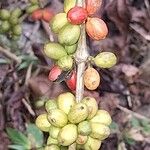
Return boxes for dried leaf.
[122,64,139,77]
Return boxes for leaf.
[124,136,135,145]
[6,128,31,149]
[127,129,144,142]
[8,145,27,150]
[140,119,150,128]
[130,117,140,128]
[0,58,10,64]
[110,121,119,130]
[19,54,37,62]
[17,61,29,70]
[26,124,44,148]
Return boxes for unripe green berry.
[35,100,45,108]
[11,35,20,40]
[65,43,77,54]
[0,9,10,20]
[58,24,81,46]
[57,55,73,71]
[0,21,10,32]
[11,8,22,18]
[94,52,117,68]
[12,24,22,36]
[26,5,40,14]
[50,13,68,34]
[29,0,39,4]
[9,17,18,25]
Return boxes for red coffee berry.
[67,6,88,25]
[31,9,43,20]
[42,8,54,23]
[48,65,62,81]
[66,71,76,91]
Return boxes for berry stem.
[75,0,89,102]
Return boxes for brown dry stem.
[75,0,89,102]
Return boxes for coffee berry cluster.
[26,0,54,23]
[44,0,117,91]
[0,8,22,39]
[36,92,112,150]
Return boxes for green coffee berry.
[82,97,98,119]
[50,13,68,34]
[35,100,45,108]
[47,136,58,145]
[65,43,77,54]
[45,99,58,113]
[57,92,75,114]
[83,136,101,150]
[57,55,73,71]
[29,0,39,4]
[90,110,112,126]
[44,42,67,60]
[64,0,76,13]
[11,35,20,40]
[0,9,10,20]
[11,8,22,18]
[58,24,81,46]
[90,123,110,140]
[1,21,10,32]
[78,121,92,136]
[94,52,117,68]
[9,16,18,25]
[58,124,77,146]
[49,125,61,139]
[35,114,51,132]
[12,24,22,36]
[47,109,68,127]
[26,5,40,14]
[68,103,88,124]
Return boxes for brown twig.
[41,21,54,41]
[0,46,21,64]
[117,105,150,122]
[25,63,33,86]
[22,98,35,116]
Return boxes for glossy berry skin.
[86,17,108,40]
[42,9,54,23]
[31,9,43,20]
[48,65,62,81]
[67,6,88,25]
[86,0,102,16]
[66,71,76,91]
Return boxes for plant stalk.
[75,0,89,102]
